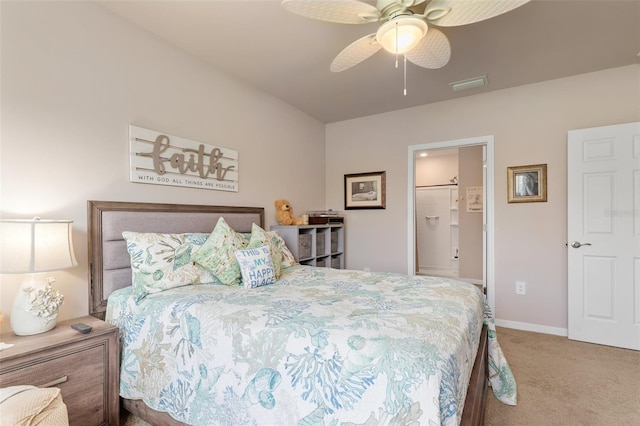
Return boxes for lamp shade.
[0,219,78,274]
[376,16,428,54]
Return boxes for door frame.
[407,136,495,311]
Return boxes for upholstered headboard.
[87,200,264,319]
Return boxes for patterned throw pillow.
[247,224,283,279]
[234,245,276,289]
[191,217,248,286]
[268,231,297,268]
[122,232,216,302]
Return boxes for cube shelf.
[271,224,344,269]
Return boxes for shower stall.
[415,185,459,277]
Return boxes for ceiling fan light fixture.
[376,16,428,54]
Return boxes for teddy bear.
[275,199,304,226]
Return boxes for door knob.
[571,241,592,248]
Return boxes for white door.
[567,122,640,350]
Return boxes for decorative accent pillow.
[122,232,216,302]
[247,224,283,279]
[234,245,276,289]
[268,231,297,268]
[191,217,248,286]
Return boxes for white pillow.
[235,245,276,289]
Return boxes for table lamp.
[0,218,78,339]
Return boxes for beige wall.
[0,2,326,333]
[326,64,640,330]
[415,151,458,187]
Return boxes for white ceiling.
[99,0,640,123]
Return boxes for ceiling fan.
[281,0,531,72]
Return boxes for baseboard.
[495,319,568,337]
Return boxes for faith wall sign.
[129,125,238,192]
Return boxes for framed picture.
[466,186,483,212]
[507,164,547,203]
[344,171,386,209]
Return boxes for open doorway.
[407,136,495,311]
[415,147,485,283]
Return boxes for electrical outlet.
[516,281,526,295]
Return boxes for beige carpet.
[485,327,640,426]
[123,327,640,426]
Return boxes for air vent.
[449,75,488,92]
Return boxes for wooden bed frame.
[87,200,488,426]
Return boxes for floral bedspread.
[106,266,516,425]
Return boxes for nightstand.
[0,315,119,426]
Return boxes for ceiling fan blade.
[405,27,451,69]
[425,0,530,27]
[330,33,381,72]
[281,0,381,24]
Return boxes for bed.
[87,200,516,426]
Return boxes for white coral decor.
[27,277,64,323]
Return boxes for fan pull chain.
[403,54,407,96]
